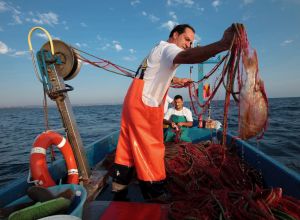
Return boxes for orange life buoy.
[30,130,79,187]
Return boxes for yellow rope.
[27,26,54,55]
[27,27,55,131]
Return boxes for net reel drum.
[41,40,81,80]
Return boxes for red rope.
[78,56,135,78]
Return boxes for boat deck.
[84,200,169,220]
[96,178,144,202]
[83,178,169,220]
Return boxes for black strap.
[135,57,148,80]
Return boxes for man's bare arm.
[177,121,193,127]
[173,24,235,64]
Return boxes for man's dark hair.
[174,94,183,100]
[169,24,195,38]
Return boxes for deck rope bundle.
[101,141,300,219]
[164,141,300,220]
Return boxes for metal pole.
[47,66,91,182]
[198,63,204,105]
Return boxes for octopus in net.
[239,48,268,139]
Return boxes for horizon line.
[0,96,299,109]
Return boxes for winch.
[41,40,81,81]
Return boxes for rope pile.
[164,141,300,220]
[101,141,300,219]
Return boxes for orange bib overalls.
[114,78,166,183]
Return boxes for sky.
[0,0,299,107]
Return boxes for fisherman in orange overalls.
[111,24,236,201]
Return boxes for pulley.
[41,40,81,80]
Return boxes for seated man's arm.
[163,119,172,126]
[177,121,193,127]
[164,108,171,125]
[164,109,176,128]
[164,119,177,129]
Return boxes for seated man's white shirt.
[142,41,183,107]
[164,107,193,122]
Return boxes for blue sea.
[0,97,299,187]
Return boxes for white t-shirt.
[164,95,173,114]
[164,107,193,122]
[142,41,183,107]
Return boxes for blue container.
[7,184,87,218]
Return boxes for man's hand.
[177,122,184,127]
[171,122,179,131]
[171,122,176,128]
[220,24,237,49]
[180,78,193,85]
[172,77,193,86]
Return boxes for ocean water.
[0,97,299,187]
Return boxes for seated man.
[164,95,193,143]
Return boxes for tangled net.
[102,140,300,219]
[165,142,300,220]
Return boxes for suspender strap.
[135,57,148,80]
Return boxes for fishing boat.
[1,128,300,219]
[0,26,299,220]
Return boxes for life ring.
[30,130,79,187]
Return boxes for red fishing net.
[165,142,300,220]
[171,24,269,142]
[102,141,300,219]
